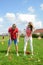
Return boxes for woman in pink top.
[24,22,34,56]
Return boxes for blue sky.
[0,0,43,34]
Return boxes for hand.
[9,38,11,43]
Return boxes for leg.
[15,44,19,56]
[24,37,28,55]
[6,39,12,56]
[30,36,33,55]
[14,39,19,56]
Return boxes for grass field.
[0,36,43,65]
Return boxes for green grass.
[0,36,43,65]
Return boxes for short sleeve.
[16,28,19,33]
[8,27,11,33]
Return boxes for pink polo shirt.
[26,27,31,37]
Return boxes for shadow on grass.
[9,50,24,54]
[0,50,31,55]
[0,50,23,54]
[0,50,7,53]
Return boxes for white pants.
[24,36,33,55]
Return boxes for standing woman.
[24,22,34,56]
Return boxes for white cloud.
[5,13,16,21]
[0,13,42,32]
[40,4,43,10]
[17,13,36,22]
[0,24,3,27]
[0,18,3,22]
[34,21,42,29]
[28,6,35,13]
[36,21,42,28]
[17,13,42,29]
[5,13,36,24]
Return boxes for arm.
[17,32,20,42]
[32,27,36,33]
[8,32,11,40]
[8,27,11,39]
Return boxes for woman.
[24,22,34,56]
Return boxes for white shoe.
[31,54,34,58]
[5,53,9,56]
[32,53,34,56]
[17,53,19,56]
